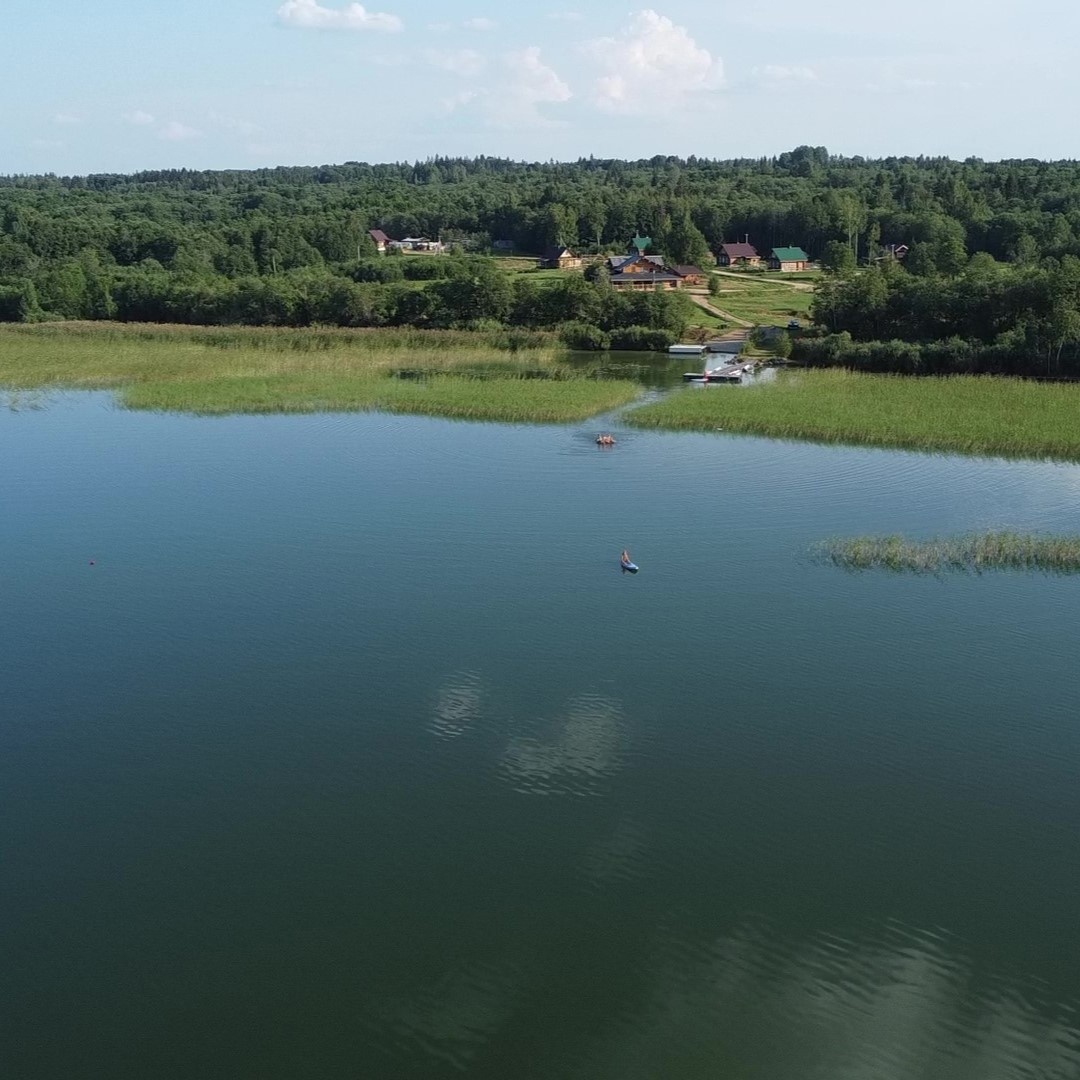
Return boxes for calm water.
[3,392,1079,1080]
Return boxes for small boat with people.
[620,549,639,573]
[596,433,617,446]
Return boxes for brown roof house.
[768,247,810,271]
[674,265,706,286]
[538,246,584,270]
[606,251,683,290]
[717,241,761,268]
[369,229,392,254]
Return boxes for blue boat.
[620,550,639,573]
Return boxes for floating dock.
[668,343,707,356]
[683,359,759,383]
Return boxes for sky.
[3,0,1079,175]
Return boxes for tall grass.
[627,368,1080,461]
[0,321,555,354]
[122,373,640,422]
[0,321,637,423]
[816,532,1080,574]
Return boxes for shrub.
[560,321,610,351]
[609,325,675,351]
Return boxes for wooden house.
[717,241,761,268]
[606,251,682,290]
[539,246,583,270]
[768,246,810,272]
[674,265,706,286]
[368,229,392,254]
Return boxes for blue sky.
[4,0,1077,174]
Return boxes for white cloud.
[277,0,403,32]
[463,17,496,31]
[441,89,479,114]
[208,111,262,135]
[52,112,80,126]
[125,110,156,126]
[753,64,817,82]
[424,48,485,77]
[158,121,201,141]
[585,10,722,114]
[487,47,572,127]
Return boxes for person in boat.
[621,549,632,565]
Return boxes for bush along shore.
[0,322,642,422]
[814,532,1080,575]
[626,367,1080,461]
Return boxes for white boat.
[668,344,707,356]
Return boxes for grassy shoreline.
[0,322,640,422]
[816,532,1080,574]
[627,367,1080,461]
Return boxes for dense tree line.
[804,257,1080,377]
[4,147,1080,336]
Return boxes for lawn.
[708,275,814,324]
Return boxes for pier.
[682,359,760,383]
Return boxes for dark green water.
[3,393,1079,1080]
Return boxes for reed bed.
[0,322,636,423]
[816,532,1080,574]
[0,321,555,354]
[627,368,1080,461]
[122,373,640,423]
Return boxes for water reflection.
[581,816,650,887]
[501,692,625,797]
[582,919,1080,1080]
[428,671,484,740]
[378,960,527,1073]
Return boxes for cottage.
[493,239,516,253]
[768,246,810,272]
[369,228,392,254]
[539,246,583,270]
[716,242,761,268]
[394,237,446,252]
[674,265,706,286]
[606,251,682,291]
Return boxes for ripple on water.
[428,670,484,741]
[374,959,527,1074]
[500,691,626,797]
[579,918,1080,1080]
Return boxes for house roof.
[674,265,705,277]
[720,243,759,259]
[719,242,759,259]
[631,234,652,252]
[608,252,668,271]
[543,246,577,260]
[369,229,391,244]
[771,247,809,261]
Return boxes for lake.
[3,392,1079,1080]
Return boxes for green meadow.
[709,276,815,324]
[0,322,640,423]
[627,367,1080,461]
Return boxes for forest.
[3,147,1080,370]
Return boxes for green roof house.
[631,234,652,253]
[769,247,810,271]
